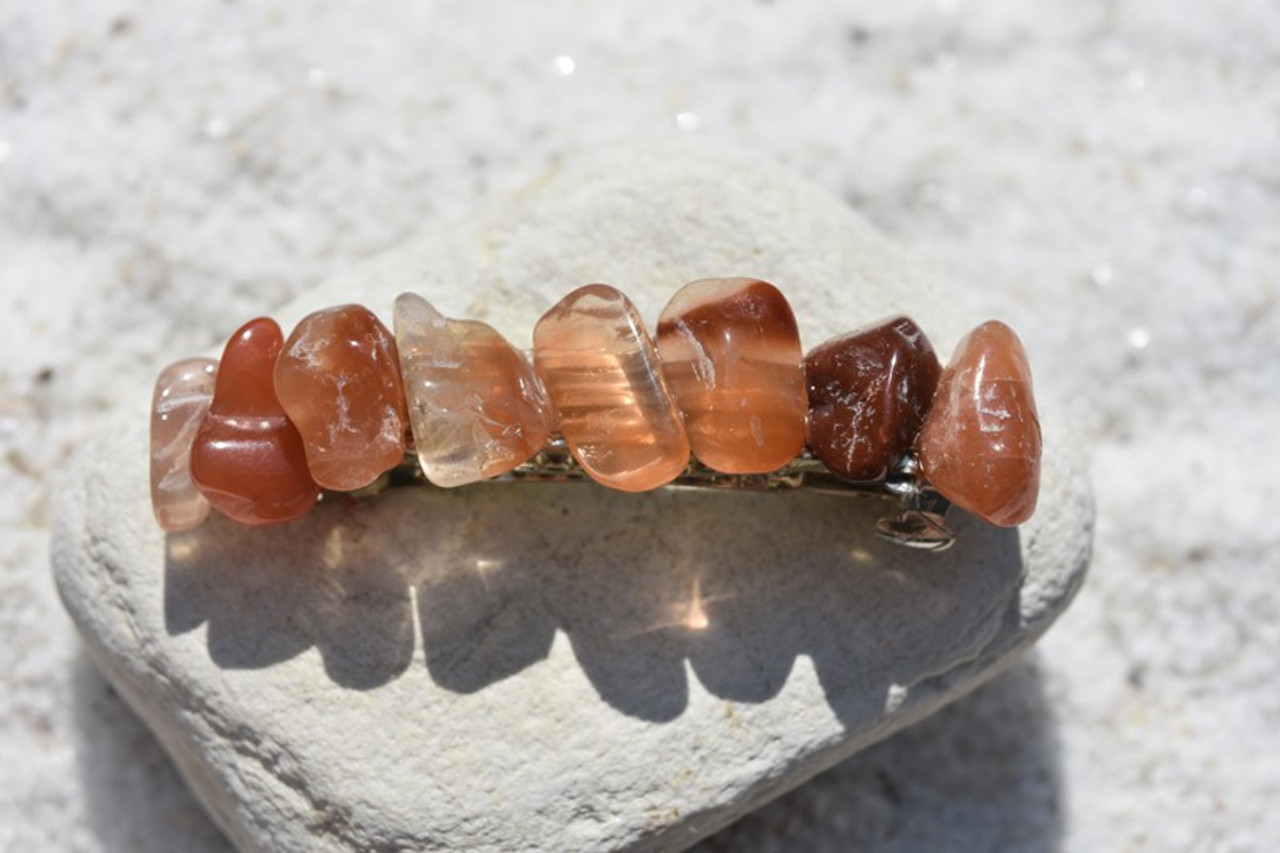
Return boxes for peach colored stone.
[656,278,808,474]
[190,318,320,526]
[150,357,218,532]
[274,304,409,491]
[533,284,690,492]
[916,320,1041,527]
[805,316,941,483]
[394,293,553,487]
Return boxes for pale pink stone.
[533,284,690,492]
[150,357,217,532]
[394,293,554,487]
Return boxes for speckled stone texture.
[52,142,1091,852]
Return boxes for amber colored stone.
[190,318,320,525]
[533,284,690,492]
[805,316,942,483]
[273,305,409,491]
[916,320,1041,527]
[150,357,218,532]
[655,278,807,474]
[394,293,554,487]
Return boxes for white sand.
[2,1,1277,850]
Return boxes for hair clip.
[151,279,1041,552]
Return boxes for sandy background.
[2,1,1277,850]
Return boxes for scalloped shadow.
[164,481,1024,726]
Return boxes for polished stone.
[274,304,409,491]
[656,278,807,473]
[533,284,689,491]
[150,357,218,532]
[190,317,320,525]
[394,292,553,487]
[805,316,941,483]
[917,320,1041,526]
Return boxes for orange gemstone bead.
[533,284,690,492]
[656,278,808,474]
[916,321,1041,527]
[273,305,409,491]
[190,318,320,526]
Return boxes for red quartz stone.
[190,317,320,525]
[657,278,808,474]
[273,304,409,491]
[916,320,1041,527]
[805,316,941,483]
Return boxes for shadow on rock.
[70,652,232,853]
[695,654,1064,853]
[164,496,416,690]
[407,482,1024,725]
[163,480,1026,725]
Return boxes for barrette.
[151,279,1041,552]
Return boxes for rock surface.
[52,140,1093,852]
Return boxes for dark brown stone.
[805,315,941,483]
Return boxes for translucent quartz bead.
[393,293,553,487]
[273,304,409,491]
[656,278,807,473]
[805,316,941,483]
[190,317,320,526]
[150,357,218,532]
[916,320,1041,526]
[533,284,690,492]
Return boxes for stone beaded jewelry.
[150,279,1042,552]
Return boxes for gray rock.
[52,139,1092,852]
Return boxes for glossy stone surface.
[394,293,553,487]
[917,320,1041,527]
[533,284,690,491]
[274,304,409,491]
[149,357,218,532]
[805,316,942,483]
[190,318,320,525]
[656,278,807,474]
